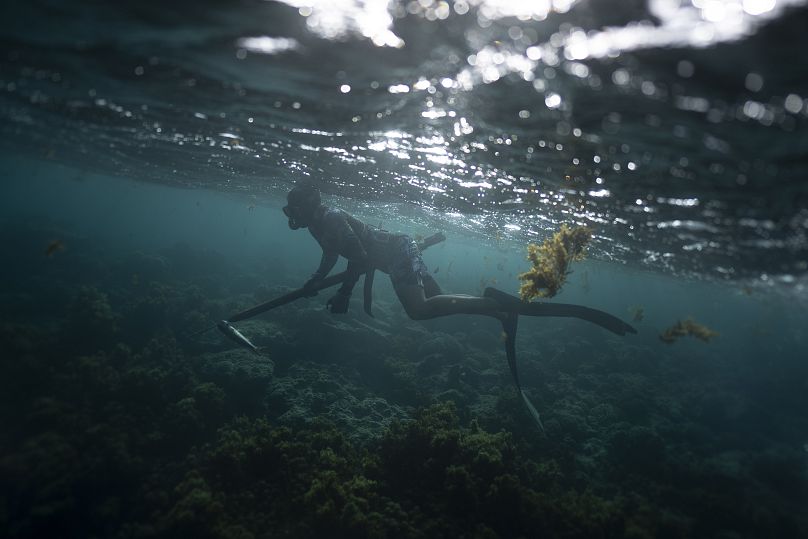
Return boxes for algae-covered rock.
[198,349,274,414]
[269,362,409,440]
[62,286,120,351]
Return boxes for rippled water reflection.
[1,0,807,283]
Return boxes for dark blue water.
[1,1,807,537]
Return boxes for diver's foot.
[484,286,523,311]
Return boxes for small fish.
[433,266,439,274]
[45,239,64,257]
[247,203,256,211]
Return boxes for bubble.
[677,60,695,78]
[508,26,523,40]
[784,94,803,114]
[743,0,776,15]
[612,68,630,86]
[745,72,764,92]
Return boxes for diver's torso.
[308,207,408,272]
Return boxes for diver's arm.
[326,258,366,314]
[337,259,364,295]
[301,250,338,296]
[311,251,339,281]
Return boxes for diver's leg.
[422,273,442,298]
[393,282,504,321]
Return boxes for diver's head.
[283,183,321,229]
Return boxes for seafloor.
[1,212,806,539]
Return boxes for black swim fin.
[487,287,636,432]
[501,311,545,433]
[484,287,636,335]
[363,269,375,317]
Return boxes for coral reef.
[518,225,592,300]
[659,318,719,344]
[1,219,806,539]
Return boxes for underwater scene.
[2,1,808,537]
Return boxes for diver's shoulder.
[321,206,354,223]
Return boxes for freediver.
[281,183,635,430]
[282,183,517,335]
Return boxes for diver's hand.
[326,291,351,314]
[302,277,322,297]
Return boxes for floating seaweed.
[45,239,65,257]
[518,224,592,300]
[659,318,719,344]
[629,305,644,322]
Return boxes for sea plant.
[518,225,592,300]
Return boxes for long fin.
[485,287,636,335]
[488,285,638,432]
[520,389,545,433]
[502,311,545,433]
[363,269,375,317]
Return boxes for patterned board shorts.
[388,235,429,287]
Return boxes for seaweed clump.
[659,318,719,344]
[518,225,592,300]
